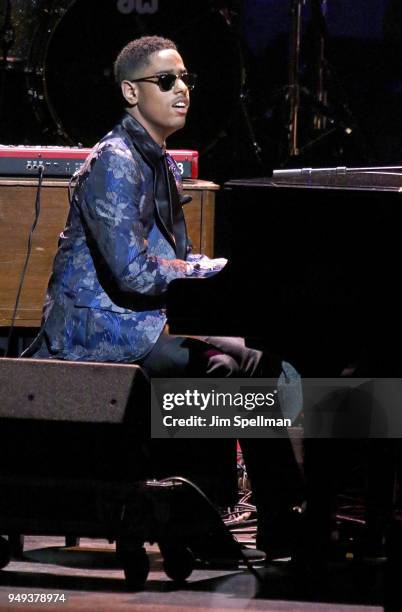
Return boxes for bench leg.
[65,536,80,548]
[9,534,24,559]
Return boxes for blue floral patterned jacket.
[26,113,206,362]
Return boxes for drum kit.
[0,0,242,149]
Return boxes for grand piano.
[167,166,402,375]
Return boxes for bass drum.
[27,0,242,151]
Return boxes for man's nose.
[173,76,188,93]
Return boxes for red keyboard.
[0,145,199,179]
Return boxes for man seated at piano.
[23,36,303,560]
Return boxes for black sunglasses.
[130,71,197,92]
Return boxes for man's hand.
[186,255,228,277]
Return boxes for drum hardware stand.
[215,1,263,167]
[0,0,14,135]
[284,0,360,166]
[0,0,14,64]
[24,0,74,144]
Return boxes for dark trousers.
[139,333,304,552]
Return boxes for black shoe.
[194,544,266,569]
[256,505,304,563]
[255,538,293,563]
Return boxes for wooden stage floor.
[0,535,387,612]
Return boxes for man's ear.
[121,80,138,107]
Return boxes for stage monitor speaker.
[0,357,148,423]
[0,358,150,481]
[0,358,236,509]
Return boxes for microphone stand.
[311,0,327,131]
[288,0,303,157]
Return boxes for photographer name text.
[162,414,291,429]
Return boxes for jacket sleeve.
[77,145,188,296]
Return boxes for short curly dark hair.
[114,35,178,84]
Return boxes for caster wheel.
[9,534,24,559]
[161,545,194,582]
[0,537,10,569]
[65,536,80,548]
[118,545,150,590]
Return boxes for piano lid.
[225,166,402,192]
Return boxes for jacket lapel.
[165,153,188,261]
[120,113,179,254]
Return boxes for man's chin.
[174,116,187,127]
[167,118,186,136]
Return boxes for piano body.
[167,166,402,374]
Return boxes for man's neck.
[126,108,168,148]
